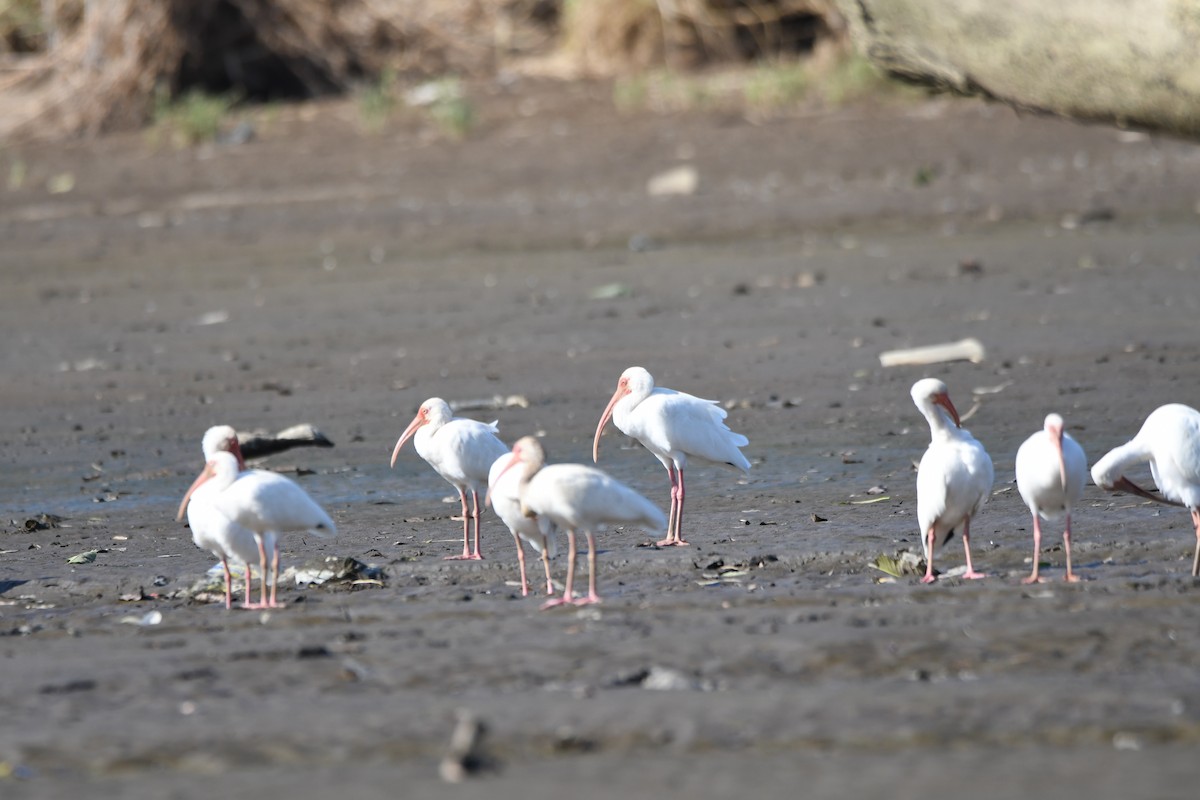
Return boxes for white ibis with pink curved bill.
[495,436,666,609]
[1015,413,1087,583]
[178,450,336,608]
[184,425,276,609]
[912,378,994,583]
[1091,403,1200,576]
[487,452,558,597]
[593,366,749,547]
[390,397,508,560]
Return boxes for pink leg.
[242,535,270,609]
[220,556,233,610]
[540,540,555,595]
[541,529,577,609]
[921,527,937,583]
[960,517,987,580]
[657,464,678,545]
[444,487,474,560]
[1190,508,1199,577]
[268,539,281,607]
[512,533,529,597]
[573,531,602,605]
[1062,513,1081,583]
[658,464,689,546]
[468,489,485,560]
[242,560,254,607]
[1022,515,1045,584]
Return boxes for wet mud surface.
[2,84,1200,797]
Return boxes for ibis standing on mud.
[391,397,509,560]
[178,450,336,608]
[495,436,667,609]
[184,425,266,609]
[1091,403,1200,576]
[911,378,994,583]
[1015,413,1087,583]
[593,366,749,546]
[488,452,558,597]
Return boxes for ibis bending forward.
[184,425,272,609]
[593,366,749,547]
[178,450,336,608]
[495,436,667,609]
[390,398,508,561]
[488,452,558,597]
[1015,413,1087,583]
[1091,403,1200,576]
[911,378,994,583]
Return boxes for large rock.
[835,0,1200,137]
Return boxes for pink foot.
[920,574,937,584]
[961,570,988,580]
[1022,574,1045,585]
[241,601,269,610]
[443,553,484,561]
[540,596,574,610]
[1064,573,1082,583]
[572,594,602,606]
[656,537,690,547]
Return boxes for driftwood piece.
[237,424,334,460]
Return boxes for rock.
[836,0,1200,138]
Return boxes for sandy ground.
[2,79,1200,797]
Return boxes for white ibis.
[184,425,271,609]
[593,366,749,547]
[487,452,558,597]
[1015,413,1088,583]
[178,451,336,608]
[496,436,667,608]
[911,378,994,583]
[390,397,508,560]
[1091,403,1200,576]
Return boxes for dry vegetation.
[0,0,855,141]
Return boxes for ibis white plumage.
[497,436,667,608]
[911,378,994,583]
[1090,403,1200,576]
[1015,413,1087,583]
[178,450,336,608]
[593,366,749,546]
[390,398,509,560]
[185,425,270,609]
[488,452,558,597]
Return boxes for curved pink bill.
[484,450,521,508]
[389,414,424,468]
[934,392,962,428]
[176,461,216,521]
[592,385,628,463]
[1113,476,1183,507]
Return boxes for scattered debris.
[646,165,699,197]
[849,496,890,505]
[812,513,827,523]
[66,550,99,564]
[870,551,924,578]
[290,556,385,587]
[879,338,986,367]
[448,395,531,413]
[19,513,64,532]
[588,282,633,300]
[972,380,1013,395]
[119,610,163,626]
[440,708,491,783]
[194,310,229,326]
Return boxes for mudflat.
[2,83,1198,798]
